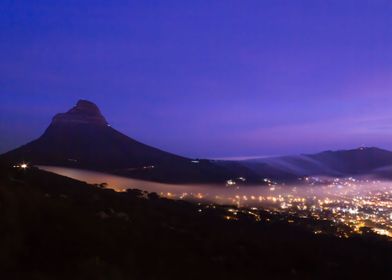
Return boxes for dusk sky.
[1,0,392,158]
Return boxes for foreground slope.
[1,164,391,279]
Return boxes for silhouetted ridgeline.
[220,147,392,181]
[0,163,391,279]
[4,100,392,185]
[0,100,258,184]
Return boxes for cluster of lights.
[142,165,155,169]
[157,176,392,239]
[13,163,28,169]
[226,180,236,186]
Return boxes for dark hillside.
[0,164,391,279]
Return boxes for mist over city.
[2,1,392,279]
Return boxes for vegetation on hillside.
[0,164,391,279]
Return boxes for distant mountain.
[3,100,392,184]
[0,100,256,183]
[237,147,392,180]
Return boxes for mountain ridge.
[2,100,392,184]
[0,100,253,183]
[236,147,392,180]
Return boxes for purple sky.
[1,0,392,158]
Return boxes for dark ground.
[0,163,391,280]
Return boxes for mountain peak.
[76,99,99,109]
[51,100,108,126]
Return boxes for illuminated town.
[3,1,392,278]
[158,176,392,239]
[33,165,392,240]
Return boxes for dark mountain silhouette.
[2,100,392,184]
[0,100,257,183]
[239,147,392,180]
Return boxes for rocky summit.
[0,100,247,183]
[51,100,108,126]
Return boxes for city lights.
[157,176,392,239]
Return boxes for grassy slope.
[0,164,391,280]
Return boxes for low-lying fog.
[38,166,392,206]
[38,166,392,237]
